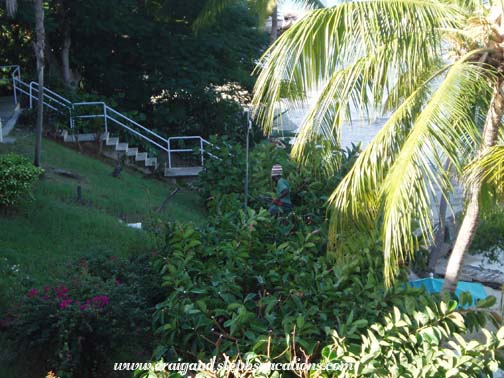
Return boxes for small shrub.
[0,153,43,207]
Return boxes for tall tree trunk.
[33,0,45,167]
[61,5,79,91]
[5,0,17,17]
[61,27,72,89]
[270,5,278,44]
[442,82,504,292]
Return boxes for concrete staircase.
[61,130,159,171]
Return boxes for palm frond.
[466,144,504,195]
[252,0,468,136]
[358,61,490,285]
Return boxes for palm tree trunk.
[33,0,45,167]
[270,5,278,44]
[442,82,504,292]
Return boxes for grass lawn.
[0,129,206,283]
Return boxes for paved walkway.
[0,96,20,143]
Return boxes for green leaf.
[476,296,496,308]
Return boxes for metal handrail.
[167,136,218,168]
[29,81,72,105]
[106,105,168,144]
[72,101,169,151]
[3,63,217,168]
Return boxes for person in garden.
[268,164,292,216]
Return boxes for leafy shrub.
[151,213,440,363]
[140,298,504,378]
[4,253,162,378]
[0,153,43,207]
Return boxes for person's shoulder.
[280,177,289,186]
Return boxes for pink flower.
[59,299,73,309]
[90,295,109,308]
[54,286,69,299]
[26,288,38,298]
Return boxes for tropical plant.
[252,0,504,292]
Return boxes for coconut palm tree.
[194,0,323,43]
[4,0,45,167]
[252,0,504,292]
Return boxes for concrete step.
[106,137,119,146]
[135,152,147,161]
[127,147,138,157]
[101,132,110,141]
[145,157,157,167]
[164,166,203,177]
[116,142,129,151]
[63,132,97,142]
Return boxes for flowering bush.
[4,253,162,378]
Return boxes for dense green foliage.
[151,145,448,366]
[0,153,43,206]
[174,300,502,378]
[152,215,436,362]
[0,0,267,138]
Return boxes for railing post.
[11,69,18,105]
[69,104,74,129]
[29,82,33,109]
[167,139,172,169]
[104,104,108,134]
[200,138,204,166]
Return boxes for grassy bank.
[0,130,205,282]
